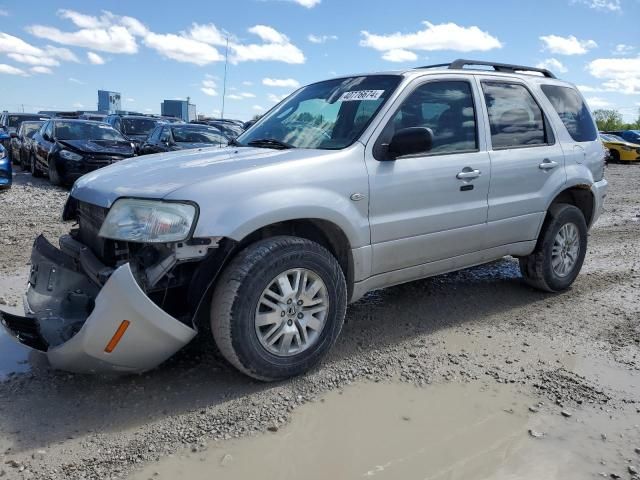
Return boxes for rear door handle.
[456,169,481,180]
[539,159,559,170]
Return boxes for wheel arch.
[546,184,595,227]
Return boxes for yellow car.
[600,133,640,163]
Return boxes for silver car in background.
[0,60,607,381]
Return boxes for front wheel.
[211,236,347,381]
[48,158,63,186]
[519,204,588,292]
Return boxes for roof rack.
[415,59,557,78]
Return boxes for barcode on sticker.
[339,90,385,102]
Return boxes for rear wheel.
[30,153,43,178]
[211,236,347,381]
[609,149,620,164]
[519,204,587,292]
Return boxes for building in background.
[97,90,121,114]
[161,98,196,122]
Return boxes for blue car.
[0,143,11,189]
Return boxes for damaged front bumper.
[0,235,196,374]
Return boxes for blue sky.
[0,0,638,121]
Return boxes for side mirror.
[387,127,433,160]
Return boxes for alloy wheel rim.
[551,222,580,278]
[254,268,329,357]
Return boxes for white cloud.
[585,97,612,108]
[202,79,216,88]
[73,102,84,108]
[576,85,603,93]
[571,0,621,11]
[242,80,253,86]
[535,58,568,73]
[539,34,597,55]
[0,64,28,76]
[144,32,224,65]
[613,44,634,55]
[201,87,217,96]
[308,34,337,44]
[125,97,135,102]
[253,105,265,111]
[0,9,8,16]
[587,56,640,94]
[87,51,105,64]
[231,25,305,64]
[227,92,256,100]
[68,77,84,84]
[7,53,59,66]
[263,77,300,88]
[268,93,288,103]
[30,66,53,74]
[381,49,418,63]
[360,21,502,60]
[290,0,321,7]
[0,32,45,56]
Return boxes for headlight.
[59,149,83,161]
[99,199,197,243]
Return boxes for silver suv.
[1,60,608,381]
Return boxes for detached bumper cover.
[0,236,196,374]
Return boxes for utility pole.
[221,37,229,119]
[21,104,24,113]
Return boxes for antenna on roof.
[221,37,229,119]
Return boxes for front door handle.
[539,159,559,170]
[456,169,481,180]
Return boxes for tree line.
[593,108,640,132]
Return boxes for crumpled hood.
[70,146,334,207]
[59,139,135,155]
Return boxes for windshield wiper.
[247,138,295,150]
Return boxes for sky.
[0,0,638,121]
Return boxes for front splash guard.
[0,235,197,374]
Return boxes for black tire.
[30,153,43,178]
[609,149,620,164]
[211,236,347,381]
[48,157,63,186]
[519,203,588,293]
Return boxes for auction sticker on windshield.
[339,90,385,101]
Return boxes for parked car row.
[600,131,640,163]
[0,108,249,188]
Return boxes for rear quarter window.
[540,85,597,142]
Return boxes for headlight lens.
[59,149,83,161]
[99,199,197,243]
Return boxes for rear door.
[478,79,566,247]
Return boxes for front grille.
[84,154,127,167]
[76,201,111,262]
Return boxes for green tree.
[593,109,624,131]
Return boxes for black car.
[0,113,50,162]
[9,120,45,169]
[193,120,244,139]
[105,114,166,150]
[30,119,136,186]
[140,123,228,155]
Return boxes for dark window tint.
[482,82,547,148]
[148,126,162,143]
[171,126,226,144]
[541,85,597,142]
[621,131,640,143]
[386,80,478,154]
[122,118,159,136]
[54,122,126,141]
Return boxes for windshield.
[55,122,126,141]
[171,126,226,144]
[22,122,44,138]
[7,115,47,128]
[122,118,159,136]
[238,75,401,149]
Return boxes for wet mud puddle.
[132,380,639,480]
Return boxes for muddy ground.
[0,165,638,480]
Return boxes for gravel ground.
[0,164,638,479]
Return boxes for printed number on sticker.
[339,90,385,102]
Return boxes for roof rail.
[415,59,557,78]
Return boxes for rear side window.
[482,82,548,149]
[540,85,597,142]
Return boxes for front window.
[122,118,159,136]
[22,123,43,138]
[238,75,401,149]
[7,115,47,129]
[171,126,226,144]
[54,122,126,141]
